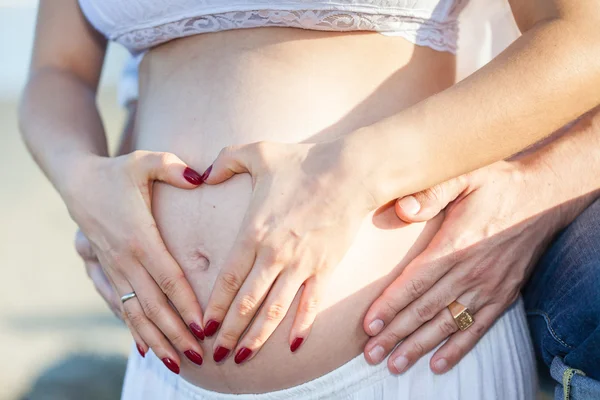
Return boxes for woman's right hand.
[65,151,208,372]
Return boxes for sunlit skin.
[20,0,600,392]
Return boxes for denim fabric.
[523,198,600,399]
[549,357,600,400]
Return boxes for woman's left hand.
[201,141,376,363]
[362,160,569,375]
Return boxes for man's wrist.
[514,154,596,231]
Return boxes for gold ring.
[448,301,474,331]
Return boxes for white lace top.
[78,0,468,54]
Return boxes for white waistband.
[122,298,536,400]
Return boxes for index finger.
[363,248,453,337]
[203,228,256,337]
[137,228,206,341]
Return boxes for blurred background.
[0,1,550,400]
[0,1,131,399]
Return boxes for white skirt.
[121,298,536,400]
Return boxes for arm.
[75,101,138,321]
[516,106,600,221]
[20,0,206,372]
[19,0,109,196]
[197,0,600,361]
[344,0,600,205]
[364,106,600,374]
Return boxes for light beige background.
[0,2,131,399]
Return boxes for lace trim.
[115,9,459,54]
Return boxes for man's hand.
[363,160,571,374]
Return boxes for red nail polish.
[183,167,203,185]
[290,337,304,353]
[234,347,252,364]
[204,320,220,337]
[184,350,204,366]
[136,343,146,358]
[201,165,213,181]
[190,322,205,341]
[162,358,180,374]
[213,346,230,363]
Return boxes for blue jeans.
[523,198,600,400]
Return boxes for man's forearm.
[519,106,600,228]
[341,2,600,206]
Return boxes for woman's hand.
[66,151,207,372]
[362,160,568,375]
[201,141,375,364]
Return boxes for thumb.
[395,175,468,223]
[132,151,204,189]
[202,143,258,185]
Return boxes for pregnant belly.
[134,27,454,393]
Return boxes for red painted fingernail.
[213,346,230,363]
[204,320,220,337]
[162,358,180,374]
[184,350,204,366]
[201,165,213,181]
[183,167,204,185]
[136,343,145,358]
[290,337,304,353]
[189,322,205,341]
[234,347,252,364]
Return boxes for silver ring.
[120,292,137,304]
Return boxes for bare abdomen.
[134,27,454,393]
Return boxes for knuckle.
[439,318,458,337]
[383,329,403,346]
[219,271,243,295]
[210,302,229,316]
[157,273,185,299]
[220,330,240,344]
[425,184,445,203]
[166,331,186,347]
[219,145,234,158]
[410,340,426,357]
[466,263,487,283]
[157,152,175,166]
[126,150,146,169]
[139,298,163,321]
[299,298,319,316]
[414,303,435,323]
[381,297,400,317]
[265,303,286,321]
[254,141,268,158]
[236,294,259,317]
[245,223,264,242]
[243,336,265,349]
[405,278,426,299]
[261,243,284,265]
[126,310,147,328]
[126,237,146,260]
[467,321,486,340]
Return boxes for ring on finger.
[121,292,137,304]
[448,301,474,331]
